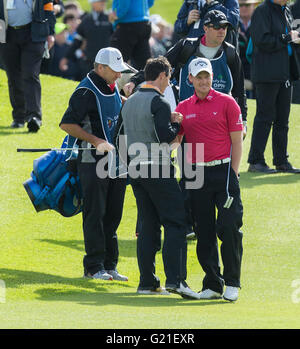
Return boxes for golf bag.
[23,136,83,217]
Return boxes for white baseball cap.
[189,57,213,77]
[95,47,128,73]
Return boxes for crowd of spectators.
[3,0,298,104]
[42,0,177,82]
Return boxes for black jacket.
[0,0,55,43]
[129,36,247,121]
[250,0,300,83]
[165,36,247,122]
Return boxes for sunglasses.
[240,3,252,7]
[207,24,228,30]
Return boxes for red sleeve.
[226,97,243,133]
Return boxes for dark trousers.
[78,162,127,274]
[131,168,188,289]
[248,82,291,166]
[0,26,44,123]
[177,136,194,233]
[110,21,152,70]
[189,164,243,294]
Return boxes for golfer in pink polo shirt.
[175,57,244,302]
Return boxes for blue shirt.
[7,0,33,26]
[112,0,155,25]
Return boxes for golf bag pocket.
[23,139,82,217]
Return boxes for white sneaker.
[166,281,200,300]
[84,270,113,280]
[137,287,170,295]
[107,269,128,281]
[198,288,222,299]
[223,286,239,301]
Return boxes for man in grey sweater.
[117,56,200,299]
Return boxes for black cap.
[203,10,231,27]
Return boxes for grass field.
[0,67,300,329]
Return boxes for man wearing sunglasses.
[174,10,246,120]
[125,10,247,136]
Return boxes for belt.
[9,23,31,30]
[195,157,231,167]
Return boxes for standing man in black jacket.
[0,0,56,131]
[125,11,247,130]
[248,0,300,174]
[59,0,113,79]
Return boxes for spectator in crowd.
[174,0,240,47]
[64,0,86,19]
[149,15,173,57]
[238,0,259,99]
[0,0,55,132]
[63,13,81,44]
[110,0,155,70]
[248,0,300,174]
[126,11,247,127]
[48,23,82,80]
[59,0,113,80]
[59,47,129,281]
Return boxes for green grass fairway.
[1,67,300,329]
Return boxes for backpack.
[23,136,83,217]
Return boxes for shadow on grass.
[38,238,138,258]
[38,238,196,257]
[0,268,225,307]
[239,171,300,188]
[34,288,226,307]
[0,267,112,291]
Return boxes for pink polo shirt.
[176,89,243,163]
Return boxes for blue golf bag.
[23,136,83,217]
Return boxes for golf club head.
[223,196,234,209]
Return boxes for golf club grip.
[17,148,52,152]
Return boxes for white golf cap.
[94,47,128,73]
[189,57,213,77]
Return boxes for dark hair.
[144,56,171,81]
[63,14,76,23]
